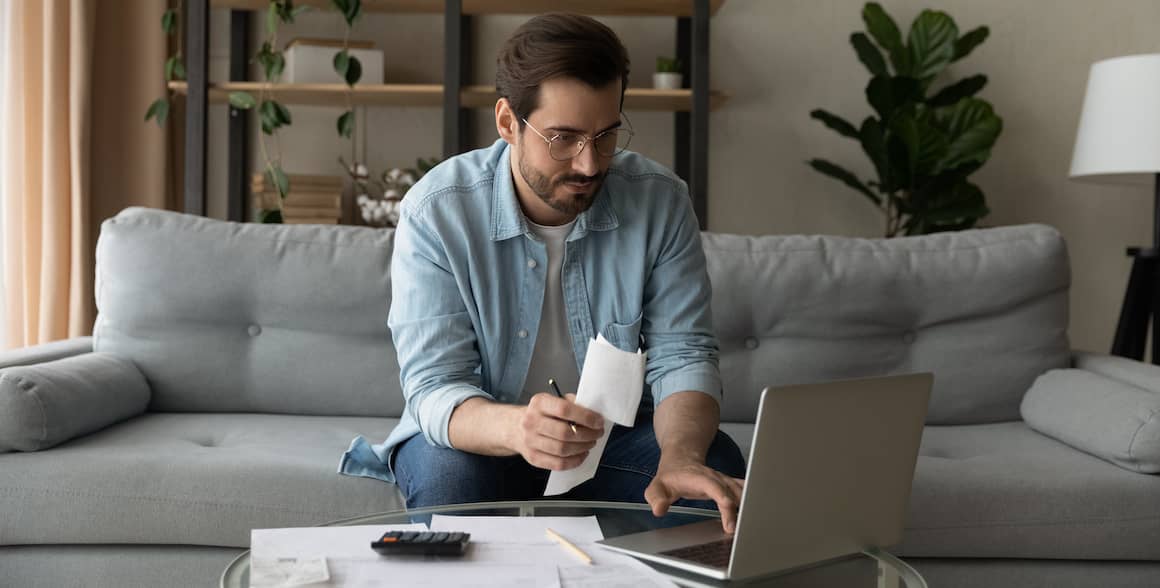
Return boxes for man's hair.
[495,12,631,124]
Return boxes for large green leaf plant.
[809,3,1003,237]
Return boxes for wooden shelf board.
[169,81,730,111]
[210,0,725,17]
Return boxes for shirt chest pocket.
[600,311,643,353]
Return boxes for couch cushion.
[704,224,1071,425]
[899,422,1160,560]
[722,420,1160,560]
[93,207,402,417]
[0,413,403,547]
[1022,368,1160,474]
[0,353,150,452]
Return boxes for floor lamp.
[1070,53,1160,364]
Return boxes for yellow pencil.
[545,527,593,565]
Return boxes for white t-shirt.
[521,217,581,403]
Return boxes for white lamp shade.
[1070,53,1160,185]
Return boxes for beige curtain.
[1,0,172,349]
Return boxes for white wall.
[206,1,1160,354]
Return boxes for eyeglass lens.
[550,129,632,160]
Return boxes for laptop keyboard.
[660,538,734,569]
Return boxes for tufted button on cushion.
[247,325,262,337]
[744,337,759,350]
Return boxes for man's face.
[508,77,623,225]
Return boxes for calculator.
[370,531,472,556]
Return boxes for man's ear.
[495,98,519,146]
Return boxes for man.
[340,13,746,532]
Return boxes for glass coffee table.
[221,500,925,587]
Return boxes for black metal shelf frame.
[182,0,713,228]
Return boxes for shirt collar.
[490,142,620,242]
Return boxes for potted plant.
[653,56,683,90]
[808,2,1003,237]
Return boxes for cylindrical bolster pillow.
[0,352,150,452]
[1021,368,1160,474]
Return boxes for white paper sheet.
[545,334,646,495]
[558,560,678,588]
[431,515,676,587]
[250,556,330,587]
[429,515,603,544]
[249,517,676,588]
[251,524,428,560]
[251,523,558,588]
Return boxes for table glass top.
[221,500,925,588]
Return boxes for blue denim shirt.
[339,139,720,483]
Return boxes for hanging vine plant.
[227,0,308,223]
[147,0,385,225]
[144,4,184,127]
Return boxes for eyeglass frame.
[520,115,635,161]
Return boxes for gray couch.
[2,207,1158,588]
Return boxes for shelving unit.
[181,0,725,228]
[169,81,730,110]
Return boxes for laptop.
[596,373,932,581]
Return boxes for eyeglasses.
[521,116,635,161]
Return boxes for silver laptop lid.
[727,373,932,579]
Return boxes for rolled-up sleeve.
[388,205,492,448]
[642,186,722,408]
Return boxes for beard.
[518,155,605,217]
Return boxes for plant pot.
[652,72,682,90]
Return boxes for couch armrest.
[0,351,150,452]
[0,336,93,369]
[1022,362,1160,474]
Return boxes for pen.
[545,527,593,565]
[548,378,579,435]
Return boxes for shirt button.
[518,329,529,338]
[527,259,538,269]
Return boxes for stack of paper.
[249,515,677,588]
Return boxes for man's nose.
[572,142,600,177]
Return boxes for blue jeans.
[392,410,747,511]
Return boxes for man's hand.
[644,457,746,533]
[512,393,604,470]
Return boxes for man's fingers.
[730,477,746,497]
[534,392,604,430]
[649,468,743,533]
[705,477,741,534]
[644,479,675,517]
[526,434,596,458]
[713,490,739,534]
[527,449,588,471]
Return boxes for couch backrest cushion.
[704,224,1071,425]
[94,208,402,417]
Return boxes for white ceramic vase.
[652,72,682,90]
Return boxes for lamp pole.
[1111,173,1160,363]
